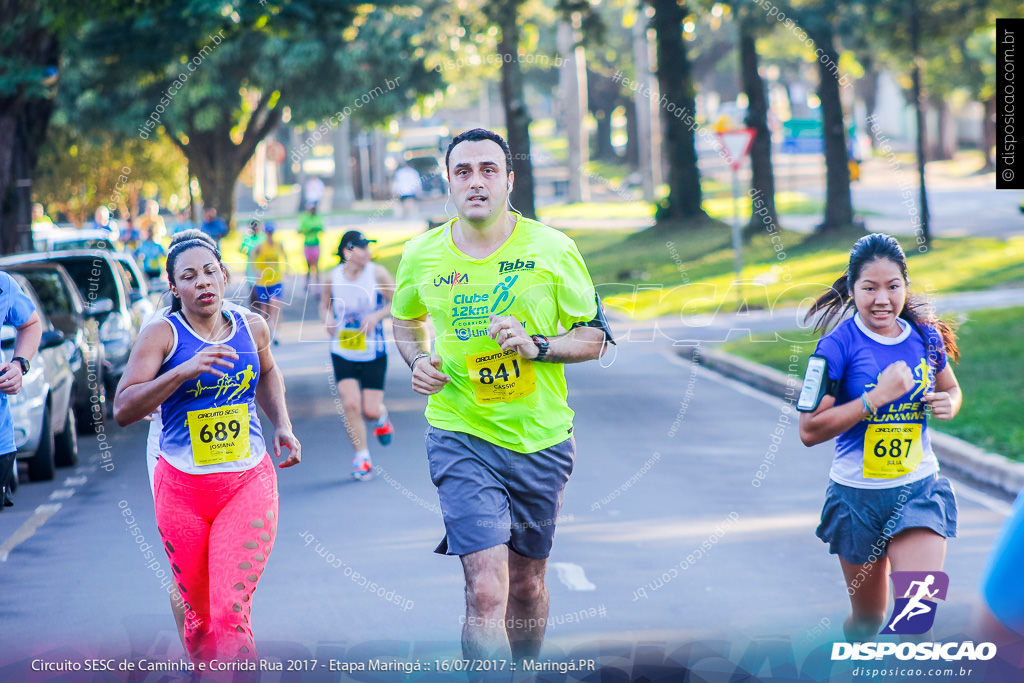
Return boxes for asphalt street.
[0,285,1018,681]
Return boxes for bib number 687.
[873,438,912,458]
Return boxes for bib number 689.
[199,420,241,443]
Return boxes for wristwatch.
[11,357,29,374]
[530,334,549,362]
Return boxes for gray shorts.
[425,425,575,559]
[816,473,958,565]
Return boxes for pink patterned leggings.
[154,455,278,663]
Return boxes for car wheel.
[28,404,56,482]
[55,403,78,468]
[78,371,106,434]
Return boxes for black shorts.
[331,353,387,390]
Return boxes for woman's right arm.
[113,322,237,426]
[799,360,916,447]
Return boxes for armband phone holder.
[797,354,835,412]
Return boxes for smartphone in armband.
[797,355,832,412]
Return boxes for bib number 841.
[479,360,521,385]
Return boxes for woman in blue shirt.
[799,233,962,641]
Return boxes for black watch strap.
[530,334,549,362]
[11,356,29,374]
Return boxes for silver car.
[2,273,77,482]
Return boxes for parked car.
[110,251,157,329]
[0,251,138,396]
[4,262,106,433]
[2,273,77,482]
[32,228,116,253]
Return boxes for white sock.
[375,407,388,427]
[353,449,371,465]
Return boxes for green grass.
[539,201,656,221]
[219,225,421,278]
[570,225,1024,320]
[722,307,1024,461]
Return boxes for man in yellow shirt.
[251,223,287,345]
[392,128,612,666]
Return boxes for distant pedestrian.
[250,223,286,344]
[321,230,395,481]
[240,221,266,306]
[298,203,324,288]
[119,214,141,251]
[201,207,229,247]
[798,232,962,642]
[171,210,195,235]
[304,176,326,210]
[31,203,54,231]
[0,272,41,509]
[392,162,422,218]
[138,200,167,243]
[90,206,118,235]
[135,226,167,280]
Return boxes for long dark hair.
[804,233,959,361]
[165,229,224,313]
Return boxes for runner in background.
[250,222,286,345]
[321,230,395,481]
[298,203,324,288]
[798,233,962,641]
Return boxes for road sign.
[716,128,756,171]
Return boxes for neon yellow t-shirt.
[253,242,286,286]
[392,214,598,453]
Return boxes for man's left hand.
[488,314,538,359]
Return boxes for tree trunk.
[739,19,777,238]
[559,19,589,203]
[177,104,281,232]
[494,0,536,219]
[859,61,879,150]
[184,129,247,232]
[651,0,704,221]
[588,69,621,162]
[0,26,59,254]
[332,118,355,209]
[624,98,640,168]
[809,25,854,232]
[982,96,996,171]
[932,97,955,161]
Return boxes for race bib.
[188,404,250,466]
[863,423,923,479]
[465,348,536,404]
[338,328,367,351]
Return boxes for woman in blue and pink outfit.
[114,235,300,665]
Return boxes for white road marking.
[550,562,596,591]
[49,489,76,501]
[0,503,63,562]
[63,475,87,486]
